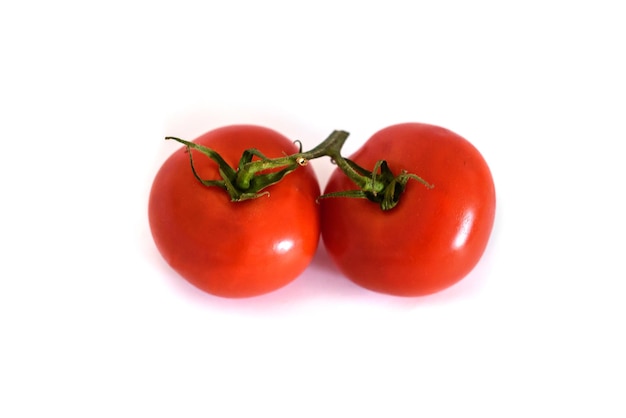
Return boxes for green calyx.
[165,136,303,201]
[317,159,433,211]
[165,130,432,210]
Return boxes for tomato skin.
[149,125,320,298]
[321,123,496,297]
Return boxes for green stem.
[235,130,349,188]
[165,130,432,210]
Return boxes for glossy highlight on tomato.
[320,123,496,296]
[149,125,320,298]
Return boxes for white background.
[1,1,625,416]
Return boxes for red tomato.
[320,123,495,296]
[149,125,320,298]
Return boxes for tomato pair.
[148,123,495,298]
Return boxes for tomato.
[320,123,495,296]
[149,125,320,298]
